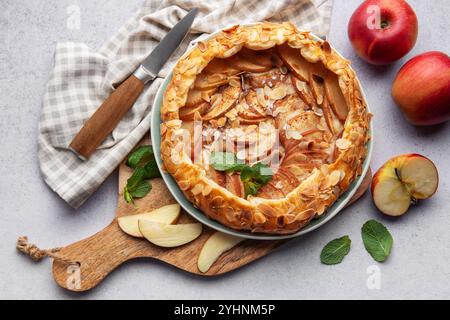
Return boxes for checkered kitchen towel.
[38,0,334,208]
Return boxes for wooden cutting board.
[52,143,372,292]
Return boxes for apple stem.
[380,21,389,29]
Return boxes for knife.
[69,8,198,160]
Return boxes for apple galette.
[160,23,371,234]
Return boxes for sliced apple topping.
[238,47,275,68]
[203,58,240,76]
[138,220,202,248]
[202,86,241,121]
[198,232,244,273]
[292,76,315,106]
[194,73,229,90]
[310,73,325,105]
[179,102,210,121]
[225,55,272,73]
[118,204,181,238]
[277,43,310,82]
[325,73,348,121]
[371,154,439,216]
[246,69,284,88]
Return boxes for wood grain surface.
[52,143,372,292]
[69,75,145,159]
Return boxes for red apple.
[348,0,418,65]
[392,51,450,125]
[371,154,439,216]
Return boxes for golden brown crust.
[160,22,371,234]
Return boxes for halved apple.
[198,232,244,273]
[371,154,439,216]
[138,220,202,247]
[118,204,181,238]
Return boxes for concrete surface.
[1,0,449,300]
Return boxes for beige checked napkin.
[38,0,334,208]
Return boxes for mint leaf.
[127,146,154,169]
[240,163,273,197]
[129,180,151,198]
[123,167,152,204]
[320,235,351,265]
[243,180,259,197]
[143,157,161,179]
[362,220,393,262]
[210,152,245,171]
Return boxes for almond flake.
[269,85,287,100]
[197,41,207,52]
[191,184,203,195]
[336,138,351,150]
[329,170,341,186]
[202,184,212,196]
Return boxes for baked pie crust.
[160,22,371,234]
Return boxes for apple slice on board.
[198,232,244,273]
[138,220,203,248]
[371,154,439,216]
[118,204,181,238]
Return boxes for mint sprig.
[123,145,160,204]
[361,219,393,262]
[320,235,352,265]
[210,152,272,197]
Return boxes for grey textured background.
[1,0,449,300]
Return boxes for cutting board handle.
[52,221,155,292]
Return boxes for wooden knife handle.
[69,75,145,159]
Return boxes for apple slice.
[277,44,310,82]
[278,43,328,78]
[179,102,210,121]
[194,73,229,90]
[118,204,181,238]
[291,76,315,106]
[325,73,348,121]
[203,58,240,76]
[238,47,275,68]
[198,232,244,273]
[186,88,216,108]
[138,220,202,248]
[309,73,325,105]
[258,182,285,199]
[225,173,245,198]
[372,154,439,216]
[226,55,272,73]
[203,86,241,120]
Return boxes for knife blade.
[69,8,198,160]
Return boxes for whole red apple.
[392,51,450,126]
[348,0,418,65]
